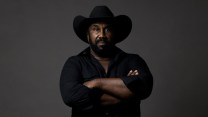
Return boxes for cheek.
[88,34,96,44]
[107,34,113,38]
[91,33,97,38]
[106,34,114,41]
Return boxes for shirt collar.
[78,46,126,62]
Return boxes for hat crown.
[89,6,114,18]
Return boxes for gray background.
[1,0,208,117]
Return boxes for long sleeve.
[121,54,153,100]
[59,57,101,111]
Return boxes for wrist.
[94,78,102,89]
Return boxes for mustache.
[95,37,108,44]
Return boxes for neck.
[90,49,111,61]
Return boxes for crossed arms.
[83,70,139,106]
[60,55,153,111]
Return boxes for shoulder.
[64,54,88,64]
[121,52,148,65]
[64,47,91,63]
[123,52,144,60]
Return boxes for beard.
[89,37,116,58]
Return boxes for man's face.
[87,22,115,57]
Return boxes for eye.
[89,25,100,32]
[94,27,100,32]
[105,27,113,33]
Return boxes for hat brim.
[73,15,132,43]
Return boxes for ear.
[86,32,90,42]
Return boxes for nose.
[99,29,106,38]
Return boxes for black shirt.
[60,47,153,117]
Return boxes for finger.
[135,70,139,75]
[132,70,139,75]
[131,70,136,75]
[127,70,133,76]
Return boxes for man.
[60,5,153,117]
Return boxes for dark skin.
[83,22,139,106]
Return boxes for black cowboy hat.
[73,5,132,43]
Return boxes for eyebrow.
[90,24,99,27]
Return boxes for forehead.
[89,22,111,27]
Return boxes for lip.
[97,41,106,46]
